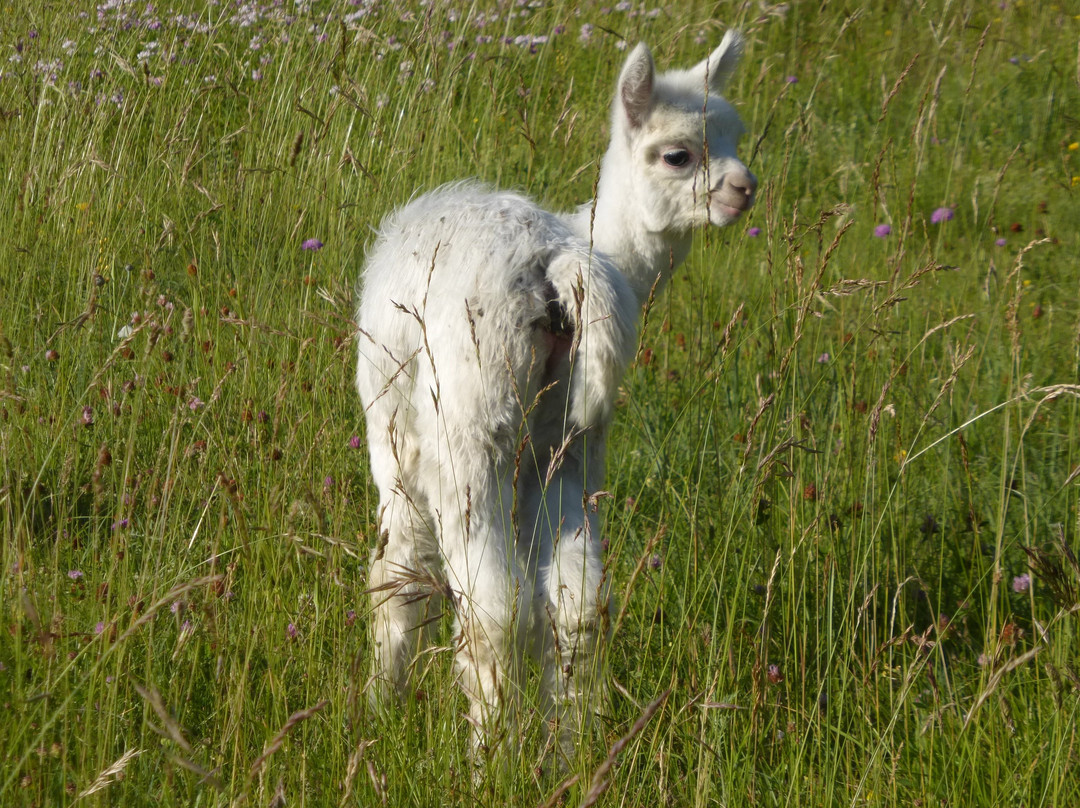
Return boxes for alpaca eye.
[662,150,691,168]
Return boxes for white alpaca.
[355,32,756,760]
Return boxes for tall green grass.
[2,1,1079,805]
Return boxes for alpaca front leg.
[537,476,609,765]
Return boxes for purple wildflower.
[81,406,94,427]
[68,569,84,581]
[287,622,298,639]
[747,227,762,237]
[188,396,204,411]
[930,207,954,224]
[1012,573,1031,593]
[995,237,1007,247]
[301,238,324,251]
[349,435,362,450]
[785,75,798,84]
[649,553,663,570]
[817,352,831,364]
[95,621,105,634]
[873,224,891,238]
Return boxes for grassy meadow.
[3,0,1080,805]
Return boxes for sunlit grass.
[2,1,1080,806]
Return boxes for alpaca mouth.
[711,201,748,223]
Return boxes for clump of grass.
[2,1,1079,806]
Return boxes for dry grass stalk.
[741,393,776,468]
[867,376,894,448]
[536,773,581,808]
[917,343,976,431]
[963,646,1041,730]
[339,740,375,807]
[118,574,224,645]
[1003,238,1053,362]
[963,24,992,99]
[132,682,193,753]
[249,699,330,778]
[611,523,667,639]
[822,278,889,297]
[879,53,920,122]
[76,748,142,800]
[578,687,672,808]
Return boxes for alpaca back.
[355,182,636,466]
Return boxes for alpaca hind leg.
[437,464,531,760]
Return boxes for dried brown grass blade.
[249,699,330,778]
[963,646,1041,729]
[76,748,142,800]
[578,687,672,808]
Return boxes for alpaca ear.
[618,43,655,129]
[696,29,743,93]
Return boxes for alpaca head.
[611,31,756,236]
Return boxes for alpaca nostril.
[715,171,757,206]
[731,174,757,199]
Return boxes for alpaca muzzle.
[710,166,757,218]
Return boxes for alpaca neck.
[566,143,692,305]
